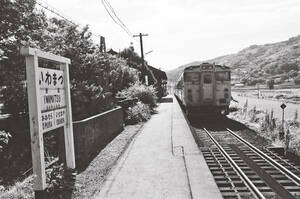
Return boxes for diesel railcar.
[175,63,231,116]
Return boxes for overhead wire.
[101,0,132,36]
[100,0,135,39]
[36,0,138,48]
[102,0,132,36]
[36,0,102,39]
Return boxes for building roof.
[148,65,167,80]
[107,48,118,55]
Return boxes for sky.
[41,0,300,71]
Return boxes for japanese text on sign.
[39,68,64,89]
[38,68,66,133]
[22,47,75,190]
[40,89,65,112]
[40,108,66,133]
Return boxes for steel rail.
[203,128,266,199]
[267,149,300,173]
[208,148,242,199]
[226,128,300,186]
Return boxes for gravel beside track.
[189,116,300,199]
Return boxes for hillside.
[167,35,300,84]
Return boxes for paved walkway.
[95,96,222,199]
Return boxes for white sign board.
[38,68,65,89]
[40,108,66,133]
[21,47,75,193]
[38,68,66,133]
[40,89,66,111]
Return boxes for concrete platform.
[95,95,222,199]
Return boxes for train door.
[190,74,201,105]
[202,73,213,104]
[184,72,200,106]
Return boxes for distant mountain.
[167,35,300,84]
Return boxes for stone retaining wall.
[60,107,124,169]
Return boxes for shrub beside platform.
[60,107,124,169]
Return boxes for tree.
[119,47,157,85]
[288,70,298,78]
[294,75,300,84]
[267,79,274,89]
[0,1,140,119]
[119,46,143,70]
[280,63,298,73]
[0,0,48,117]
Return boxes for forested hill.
[167,35,300,84]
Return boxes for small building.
[107,49,118,56]
[234,83,245,87]
[147,65,168,98]
[274,77,282,84]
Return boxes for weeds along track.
[194,126,300,199]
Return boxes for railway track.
[197,128,300,199]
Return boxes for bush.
[266,79,274,89]
[117,82,157,109]
[126,102,151,124]
[0,130,11,152]
[294,75,300,84]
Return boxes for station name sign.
[22,47,75,192]
[38,68,66,133]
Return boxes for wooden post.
[60,63,75,168]
[25,54,47,190]
[282,108,285,133]
[280,103,286,140]
[21,47,75,195]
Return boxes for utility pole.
[100,36,106,53]
[133,33,149,84]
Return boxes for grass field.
[233,88,300,104]
[232,92,299,122]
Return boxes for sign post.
[21,47,75,197]
[280,103,287,140]
[257,83,260,99]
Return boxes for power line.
[100,0,133,38]
[37,0,76,26]
[101,0,131,37]
[36,0,102,39]
[102,0,132,36]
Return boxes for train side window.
[216,72,230,81]
[203,74,212,84]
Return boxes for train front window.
[203,74,212,84]
[216,72,230,81]
[184,73,200,83]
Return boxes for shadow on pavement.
[189,115,250,132]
